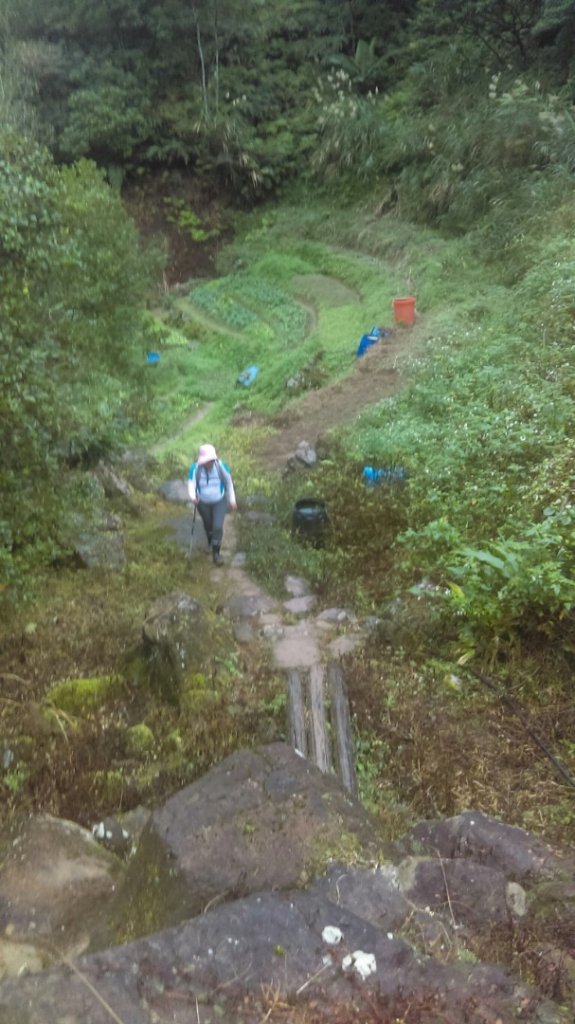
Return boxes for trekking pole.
[189,504,197,557]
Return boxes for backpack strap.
[195,459,227,495]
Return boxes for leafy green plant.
[163,197,220,242]
[447,513,575,648]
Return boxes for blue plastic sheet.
[237,365,260,387]
[363,465,407,486]
[356,326,391,358]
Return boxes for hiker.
[188,443,237,565]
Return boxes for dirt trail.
[151,402,214,455]
[260,319,430,472]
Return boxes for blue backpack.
[190,459,230,497]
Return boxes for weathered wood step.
[287,661,357,796]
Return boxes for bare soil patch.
[260,319,430,471]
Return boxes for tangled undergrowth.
[0,490,286,829]
[347,643,575,847]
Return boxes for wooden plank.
[308,664,332,774]
[328,661,358,797]
[287,669,308,757]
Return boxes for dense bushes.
[0,128,159,597]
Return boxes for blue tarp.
[356,326,391,358]
[363,465,407,486]
[237,365,260,387]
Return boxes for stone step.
[287,661,357,796]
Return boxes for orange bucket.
[393,296,416,325]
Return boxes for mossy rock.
[46,675,124,716]
[125,724,155,757]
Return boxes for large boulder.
[0,780,573,1021]
[142,591,211,701]
[106,742,386,944]
[0,881,568,1024]
[93,461,141,514]
[0,814,123,972]
[116,448,160,493]
[398,809,575,1005]
[72,510,126,569]
[401,810,574,883]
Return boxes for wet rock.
[119,806,151,848]
[528,877,575,949]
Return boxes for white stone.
[342,950,377,981]
[322,925,343,945]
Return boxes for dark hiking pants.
[197,497,227,552]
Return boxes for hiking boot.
[212,548,223,566]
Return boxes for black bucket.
[291,498,329,547]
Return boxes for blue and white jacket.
[187,460,236,506]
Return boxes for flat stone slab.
[224,593,279,619]
[328,634,363,658]
[317,608,357,623]
[233,621,255,644]
[260,623,285,639]
[272,623,321,668]
[283,595,317,616]
[284,575,312,597]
